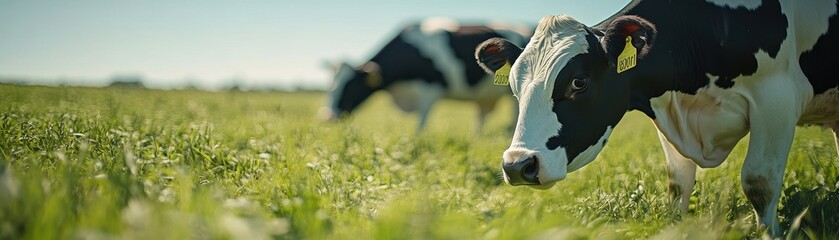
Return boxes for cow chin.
[527,181,557,190]
[566,152,599,173]
[535,152,569,186]
[566,126,614,172]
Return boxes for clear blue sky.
[0,0,629,89]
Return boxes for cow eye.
[570,78,588,91]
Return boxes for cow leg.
[414,84,444,132]
[475,98,499,133]
[657,130,696,213]
[741,89,801,237]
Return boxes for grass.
[0,83,837,239]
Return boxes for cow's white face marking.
[704,0,762,10]
[503,15,604,185]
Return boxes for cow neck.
[599,0,721,119]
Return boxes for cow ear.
[475,38,523,73]
[600,15,657,66]
[361,62,382,87]
[360,61,380,74]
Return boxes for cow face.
[476,15,656,188]
[323,62,383,120]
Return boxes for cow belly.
[799,87,839,124]
[650,90,750,168]
[387,80,444,112]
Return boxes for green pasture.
[0,84,836,239]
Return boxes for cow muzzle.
[502,148,565,189]
[502,155,540,185]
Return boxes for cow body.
[476,0,838,235]
[324,18,531,131]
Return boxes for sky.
[0,0,630,90]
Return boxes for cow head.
[322,61,384,120]
[476,15,656,188]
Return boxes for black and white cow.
[322,18,531,131]
[476,0,838,235]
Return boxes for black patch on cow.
[799,1,839,95]
[582,0,790,120]
[334,30,446,114]
[644,0,789,91]
[612,0,788,96]
[371,30,447,88]
[701,0,788,89]
[544,32,627,163]
[744,175,772,218]
[336,69,380,114]
[447,26,509,87]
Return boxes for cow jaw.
[566,126,613,172]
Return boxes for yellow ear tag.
[493,62,512,85]
[616,36,637,73]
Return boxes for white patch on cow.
[509,15,588,99]
[388,79,436,112]
[503,15,590,185]
[704,0,762,10]
[419,17,459,35]
[401,19,470,97]
[649,87,750,168]
[387,79,444,130]
[790,0,837,55]
[657,129,697,213]
[567,126,613,172]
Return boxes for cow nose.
[503,156,540,185]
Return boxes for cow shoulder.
[697,0,788,89]
[399,18,466,90]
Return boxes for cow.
[321,17,531,131]
[475,0,839,236]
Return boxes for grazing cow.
[476,0,839,235]
[322,18,531,131]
